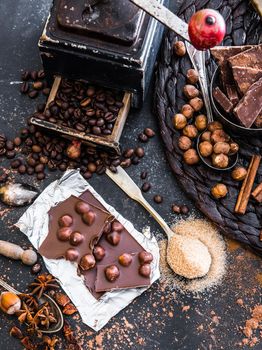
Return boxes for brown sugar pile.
[159,218,227,293]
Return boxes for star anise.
[16,302,34,325]
[20,293,39,311]
[34,304,57,330]
[63,321,77,344]
[29,274,59,299]
[42,335,59,350]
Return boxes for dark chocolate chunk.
[231,66,262,95]
[228,44,262,70]
[225,84,239,106]
[213,87,234,113]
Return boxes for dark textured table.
[0,1,261,349]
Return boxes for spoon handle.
[0,278,21,295]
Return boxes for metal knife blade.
[130,0,190,42]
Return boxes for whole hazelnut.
[210,129,230,144]
[82,210,96,226]
[93,245,106,261]
[65,248,79,261]
[106,231,121,246]
[183,85,200,99]
[183,149,200,165]
[105,265,120,282]
[75,201,90,214]
[231,167,247,181]
[80,254,96,271]
[181,104,194,119]
[112,221,124,232]
[207,121,223,132]
[195,114,207,131]
[189,97,203,111]
[186,69,199,84]
[212,153,229,168]
[201,131,211,142]
[172,113,187,130]
[213,142,230,155]
[58,215,73,227]
[183,125,198,138]
[178,136,192,151]
[211,183,228,199]
[138,251,153,264]
[199,141,213,157]
[139,264,151,278]
[118,253,133,267]
[70,231,84,246]
[0,292,21,315]
[57,227,72,241]
[173,41,186,56]
[229,142,239,155]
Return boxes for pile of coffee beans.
[20,69,50,98]
[36,78,124,136]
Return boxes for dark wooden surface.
[0,1,261,349]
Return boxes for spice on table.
[153,195,163,204]
[231,166,247,181]
[211,183,228,199]
[251,182,262,203]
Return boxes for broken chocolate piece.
[95,253,151,292]
[228,44,262,70]
[213,87,234,113]
[225,84,239,106]
[233,77,262,128]
[231,66,262,95]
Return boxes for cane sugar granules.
[159,218,227,293]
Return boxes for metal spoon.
[0,278,64,334]
[106,166,212,279]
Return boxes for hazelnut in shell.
[186,69,199,84]
[0,292,21,315]
[195,114,207,131]
[173,41,186,56]
[183,85,200,99]
[211,183,228,199]
[213,142,230,155]
[199,141,213,157]
[212,153,229,168]
[183,125,198,139]
[181,104,194,119]
[201,131,211,142]
[231,167,247,181]
[172,113,187,130]
[229,142,239,155]
[189,97,203,111]
[183,149,200,165]
[178,136,192,151]
[207,121,223,132]
[210,129,230,144]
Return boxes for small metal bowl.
[196,131,239,172]
[210,67,262,136]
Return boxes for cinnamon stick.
[234,155,261,214]
[252,182,262,203]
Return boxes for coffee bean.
[27,167,34,175]
[140,171,147,179]
[33,81,43,90]
[86,87,95,97]
[28,90,38,99]
[109,165,117,173]
[30,71,38,80]
[131,156,140,165]
[21,70,30,81]
[154,195,163,204]
[37,70,45,79]
[35,164,44,173]
[40,156,48,164]
[142,182,151,192]
[11,159,21,169]
[13,137,22,147]
[42,88,50,96]
[37,103,45,113]
[6,140,14,151]
[144,128,155,138]
[20,128,29,138]
[80,97,91,107]
[75,123,86,132]
[172,204,181,214]
[6,150,16,159]
[59,163,67,171]
[31,263,41,274]
[87,162,97,173]
[18,165,27,174]
[138,133,148,142]
[83,171,92,179]
[37,172,45,180]
[111,159,121,167]
[20,82,29,94]
[32,145,41,153]
[0,148,6,156]
[135,147,145,158]
[27,157,36,167]
[0,169,8,183]
[121,158,131,168]
[180,205,189,214]
[96,164,106,175]
[123,148,134,158]
[92,126,101,135]
[25,138,33,147]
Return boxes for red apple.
[188,9,226,50]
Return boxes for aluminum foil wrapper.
[16,170,160,331]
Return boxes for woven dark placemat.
[154,0,262,255]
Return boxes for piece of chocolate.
[231,66,262,95]
[233,77,262,128]
[225,84,239,106]
[95,253,151,292]
[228,44,262,70]
[38,194,111,263]
[213,87,234,113]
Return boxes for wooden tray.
[154,0,262,255]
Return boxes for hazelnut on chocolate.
[210,129,230,144]
[201,131,211,142]
[70,231,84,246]
[183,85,200,99]
[186,69,199,84]
[139,264,151,278]
[213,142,230,155]
[212,153,229,168]
[65,248,79,261]
[105,265,120,282]
[172,113,187,130]
[211,183,228,199]
[207,121,223,132]
[106,231,121,246]
[231,167,247,181]
[173,41,186,56]
[138,251,153,264]
[181,104,194,119]
[80,254,96,271]
[189,97,203,112]
[195,114,207,131]
[229,142,239,155]
[178,136,192,151]
[183,149,199,165]
[112,221,124,232]
[199,141,213,157]
[93,245,105,261]
[183,125,198,139]
[57,227,72,242]
[75,201,90,215]
[82,210,96,226]
[118,253,133,267]
[58,215,73,227]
